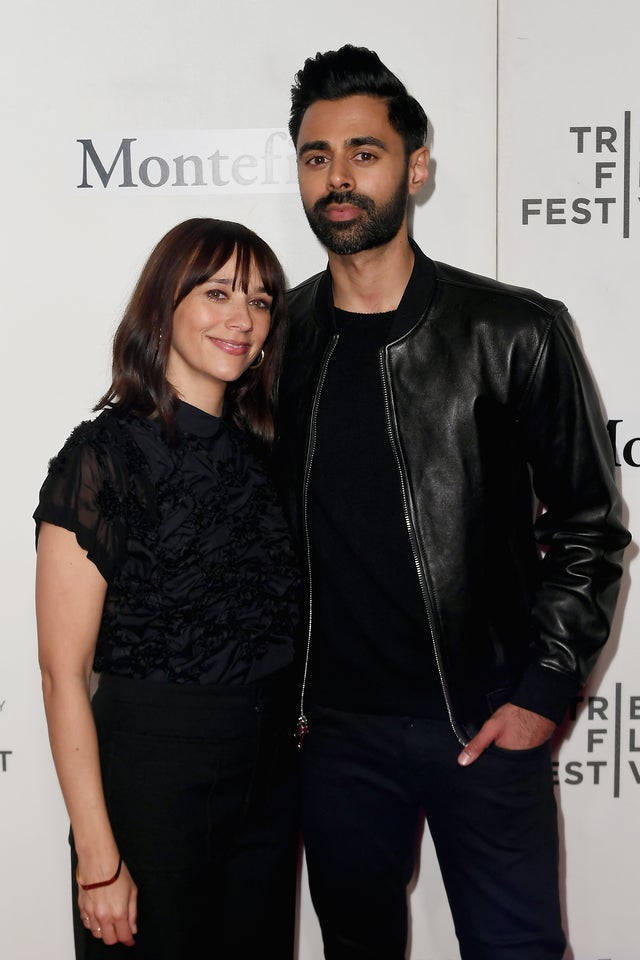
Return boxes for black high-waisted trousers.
[72,671,299,959]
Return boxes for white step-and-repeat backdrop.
[1,2,636,958]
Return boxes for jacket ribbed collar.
[309,238,437,345]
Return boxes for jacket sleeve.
[509,307,631,723]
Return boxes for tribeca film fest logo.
[522,111,637,238]
[0,697,10,774]
[75,130,298,195]
[553,683,639,797]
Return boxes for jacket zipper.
[296,334,340,749]
[378,346,467,746]
[295,331,467,748]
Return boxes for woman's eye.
[206,288,226,301]
[250,298,272,311]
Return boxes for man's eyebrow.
[346,136,387,150]
[297,136,388,158]
[297,139,330,157]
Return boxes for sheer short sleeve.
[34,418,129,582]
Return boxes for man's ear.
[408,147,430,195]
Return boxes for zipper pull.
[295,714,309,749]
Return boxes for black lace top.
[34,402,299,685]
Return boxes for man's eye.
[306,155,328,166]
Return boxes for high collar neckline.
[175,400,222,438]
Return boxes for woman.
[34,218,300,958]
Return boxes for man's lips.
[323,204,363,222]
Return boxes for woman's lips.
[208,338,250,355]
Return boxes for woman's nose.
[225,299,252,331]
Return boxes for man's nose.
[327,158,354,191]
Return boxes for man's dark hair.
[289,44,428,154]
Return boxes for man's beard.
[303,176,409,255]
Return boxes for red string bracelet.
[76,855,123,891]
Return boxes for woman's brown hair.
[96,218,288,448]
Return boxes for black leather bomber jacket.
[275,242,631,744]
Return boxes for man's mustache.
[313,191,375,214]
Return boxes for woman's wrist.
[76,854,123,890]
[73,832,121,881]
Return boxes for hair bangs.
[174,223,283,306]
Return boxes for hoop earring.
[250,349,265,369]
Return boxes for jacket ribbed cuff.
[509,661,580,725]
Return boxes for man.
[276,45,630,960]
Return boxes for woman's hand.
[78,860,138,946]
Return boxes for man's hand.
[457,703,556,766]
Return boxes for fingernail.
[458,751,471,766]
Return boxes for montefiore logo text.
[76,130,298,196]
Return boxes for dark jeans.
[301,703,565,960]
[72,671,299,959]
